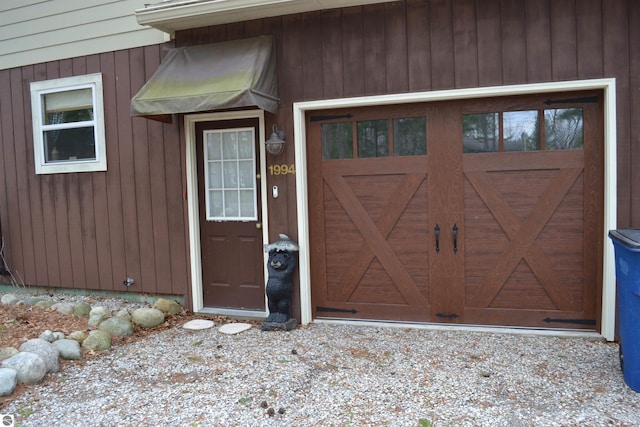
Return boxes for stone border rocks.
[0,293,184,397]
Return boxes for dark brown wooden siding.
[0,43,190,304]
[1,0,639,312]
[175,0,639,230]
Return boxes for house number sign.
[268,164,296,175]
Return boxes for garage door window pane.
[503,111,540,152]
[394,117,427,156]
[463,113,499,153]
[544,108,583,150]
[358,120,388,158]
[322,122,353,159]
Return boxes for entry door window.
[204,128,257,221]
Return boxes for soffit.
[135,0,394,33]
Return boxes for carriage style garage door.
[306,91,603,329]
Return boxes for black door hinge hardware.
[543,96,599,105]
[436,313,459,319]
[309,114,353,122]
[543,318,596,325]
[316,306,358,314]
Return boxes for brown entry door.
[196,120,265,310]
[308,92,602,329]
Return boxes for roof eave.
[135,0,393,34]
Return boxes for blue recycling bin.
[609,229,640,392]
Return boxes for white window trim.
[293,78,617,341]
[30,73,107,174]
[203,128,259,222]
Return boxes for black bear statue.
[262,234,299,331]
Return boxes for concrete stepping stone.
[218,323,251,335]
[182,319,215,330]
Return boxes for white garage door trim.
[293,78,617,341]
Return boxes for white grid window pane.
[238,161,253,188]
[209,190,223,217]
[203,128,257,221]
[207,133,222,160]
[240,190,255,217]
[238,131,253,158]
[208,162,222,188]
[223,132,238,159]
[224,190,239,217]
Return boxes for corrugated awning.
[131,36,278,121]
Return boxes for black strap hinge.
[316,306,358,314]
[543,317,596,326]
[309,114,353,122]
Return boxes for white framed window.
[30,73,106,174]
[204,128,258,221]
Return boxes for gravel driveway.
[5,317,640,426]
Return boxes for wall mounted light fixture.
[265,124,286,155]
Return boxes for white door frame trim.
[293,78,617,340]
[185,110,269,317]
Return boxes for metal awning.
[131,36,278,121]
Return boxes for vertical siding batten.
[10,67,36,284]
[130,47,158,294]
[630,1,640,227]
[524,0,551,83]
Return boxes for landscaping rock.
[39,330,56,342]
[132,307,165,329]
[19,339,60,373]
[99,317,134,337]
[67,331,87,342]
[153,298,183,315]
[0,347,19,361]
[24,297,45,306]
[114,309,131,321]
[73,302,92,317]
[1,293,19,305]
[53,339,82,360]
[52,302,75,315]
[0,368,17,396]
[82,330,111,351]
[1,352,47,384]
[88,306,112,326]
[35,300,55,309]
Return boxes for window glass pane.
[463,113,499,153]
[393,117,427,156]
[209,190,224,218]
[223,162,238,188]
[322,122,353,159]
[206,133,222,160]
[238,160,254,189]
[207,162,222,188]
[238,130,253,158]
[240,190,255,217]
[224,190,239,217]
[222,131,238,159]
[503,111,540,152]
[43,127,96,162]
[544,108,583,150]
[357,120,388,158]
[43,88,93,124]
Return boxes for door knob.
[256,223,262,229]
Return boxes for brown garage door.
[307,92,602,329]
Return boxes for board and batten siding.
[0,0,167,70]
[0,43,190,302]
[175,0,639,234]
[0,0,639,312]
